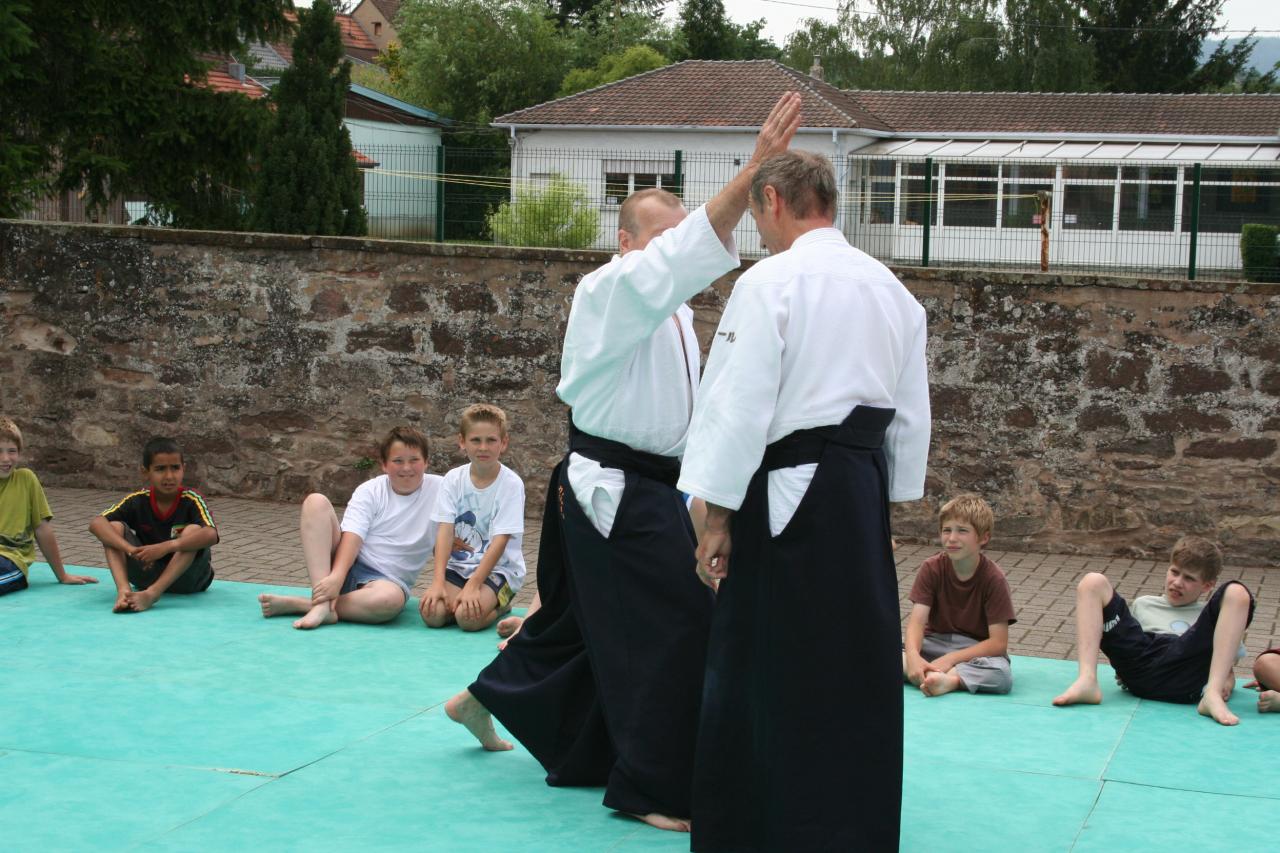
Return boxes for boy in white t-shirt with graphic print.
[421,404,526,632]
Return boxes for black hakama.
[691,406,903,853]
[469,425,715,817]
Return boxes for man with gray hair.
[679,150,931,851]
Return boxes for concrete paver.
[46,487,1275,677]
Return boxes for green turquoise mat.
[4,567,1276,851]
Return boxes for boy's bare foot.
[445,689,513,751]
[293,603,337,630]
[1197,690,1239,726]
[1053,677,1103,706]
[259,593,309,618]
[626,813,691,833]
[127,590,158,612]
[921,671,963,697]
[1258,690,1279,713]
[496,615,523,638]
[113,594,132,613]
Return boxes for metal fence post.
[1187,163,1201,281]
[435,145,446,242]
[922,157,933,267]
[673,150,683,198]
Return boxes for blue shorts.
[340,559,407,600]
[0,555,29,596]
[445,568,515,610]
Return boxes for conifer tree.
[251,0,367,235]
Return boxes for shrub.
[487,174,600,249]
[1240,223,1279,282]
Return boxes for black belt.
[567,418,681,488]
[762,405,896,471]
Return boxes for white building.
[493,60,1280,274]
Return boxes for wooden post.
[1036,190,1051,272]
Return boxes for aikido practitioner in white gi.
[446,94,804,833]
[679,150,932,852]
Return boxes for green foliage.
[0,0,290,222]
[1240,224,1280,283]
[1000,0,1097,92]
[1083,0,1231,93]
[676,0,779,60]
[559,45,668,96]
[397,0,570,129]
[783,20,861,89]
[487,174,599,249]
[250,1,367,236]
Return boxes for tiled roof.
[280,11,379,62]
[494,60,1280,140]
[369,0,402,22]
[191,57,269,99]
[851,90,1280,137]
[245,41,290,71]
[352,148,379,167]
[495,60,893,131]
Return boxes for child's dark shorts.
[123,529,213,594]
[444,568,515,610]
[1258,647,1280,691]
[0,555,29,596]
[1100,580,1254,703]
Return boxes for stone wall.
[2,221,1277,563]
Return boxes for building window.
[900,161,938,226]
[603,160,679,205]
[859,159,895,224]
[1182,167,1280,233]
[943,162,997,227]
[1119,166,1176,231]
[374,21,382,36]
[1001,164,1054,229]
[1062,165,1116,230]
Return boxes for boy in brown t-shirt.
[903,494,1017,697]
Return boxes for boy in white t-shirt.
[421,404,526,632]
[258,426,442,630]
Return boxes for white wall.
[346,118,442,239]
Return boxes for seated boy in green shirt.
[0,415,99,595]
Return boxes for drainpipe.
[832,130,847,232]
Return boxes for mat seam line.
[1070,695,1142,850]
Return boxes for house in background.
[494,60,1280,272]
[351,0,403,53]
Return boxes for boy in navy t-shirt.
[89,437,218,612]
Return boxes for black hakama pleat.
[691,409,903,853]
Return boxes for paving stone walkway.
[45,486,1276,677]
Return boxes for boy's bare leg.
[332,580,405,624]
[496,590,540,648]
[1053,572,1111,706]
[126,524,206,612]
[455,585,502,633]
[102,521,134,612]
[626,813,691,833]
[445,688,513,751]
[1197,583,1251,726]
[258,494,341,627]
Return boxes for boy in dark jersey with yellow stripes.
[89,437,218,612]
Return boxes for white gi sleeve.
[561,205,737,379]
[885,311,931,502]
[677,280,784,511]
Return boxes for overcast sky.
[704,0,1280,48]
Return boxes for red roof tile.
[352,148,379,167]
[190,58,269,99]
[369,0,402,22]
[495,60,1280,139]
[496,60,893,131]
[282,11,379,62]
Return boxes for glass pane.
[1121,166,1176,183]
[944,178,996,227]
[1002,184,1052,228]
[1063,185,1114,229]
[659,173,682,196]
[1183,183,1280,233]
[1199,167,1280,184]
[945,163,997,180]
[864,178,894,224]
[901,179,938,225]
[904,161,939,178]
[870,159,895,177]
[1002,164,1055,181]
[1063,165,1116,182]
[604,172,628,204]
[633,173,658,190]
[1119,181,1176,231]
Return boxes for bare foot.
[445,689,513,751]
[113,593,132,613]
[496,615,523,638]
[1258,690,1279,713]
[626,813,691,833]
[1053,677,1103,707]
[292,603,337,630]
[921,671,962,697]
[127,589,158,612]
[259,593,309,618]
[1198,690,1239,726]
[1217,676,1235,702]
